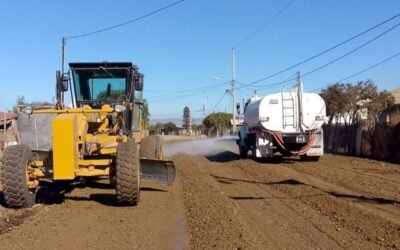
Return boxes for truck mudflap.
[140,159,176,184]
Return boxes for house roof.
[0,112,17,120]
[0,112,17,128]
[392,87,400,104]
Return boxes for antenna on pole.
[61,37,67,104]
[62,37,66,75]
[232,48,236,134]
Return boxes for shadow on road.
[229,196,265,200]
[206,151,299,164]
[0,179,168,208]
[211,174,400,205]
[64,181,167,207]
[228,194,324,200]
[63,193,117,206]
[206,151,240,162]
[328,192,399,205]
[212,174,304,186]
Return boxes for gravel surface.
[0,137,399,249]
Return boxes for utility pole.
[3,112,6,150]
[296,71,301,87]
[296,71,303,132]
[242,98,245,118]
[232,48,236,134]
[203,96,208,119]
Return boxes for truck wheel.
[115,141,140,206]
[251,135,257,159]
[238,134,248,158]
[140,135,163,160]
[1,145,38,208]
[300,155,320,162]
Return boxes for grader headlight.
[114,105,126,113]
[23,106,33,115]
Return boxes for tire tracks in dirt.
[0,179,187,250]
[173,150,400,249]
[175,155,264,249]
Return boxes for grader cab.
[1,62,175,208]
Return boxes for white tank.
[244,91,326,133]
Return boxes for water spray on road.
[164,136,239,157]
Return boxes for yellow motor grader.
[1,62,175,208]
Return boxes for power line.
[301,21,400,78]
[240,12,400,88]
[235,82,252,96]
[242,20,400,90]
[66,0,185,39]
[149,90,212,103]
[207,92,228,113]
[310,51,400,93]
[238,72,297,90]
[148,83,229,103]
[212,0,295,86]
[235,0,296,47]
[337,51,400,82]
[147,80,230,100]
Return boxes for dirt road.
[0,137,399,249]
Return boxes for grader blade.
[140,159,176,184]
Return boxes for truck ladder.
[281,92,295,129]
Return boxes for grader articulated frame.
[1,62,175,208]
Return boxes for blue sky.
[1,0,400,121]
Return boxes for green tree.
[202,112,232,136]
[13,95,26,112]
[148,124,157,135]
[321,83,345,124]
[142,99,150,130]
[192,124,204,135]
[155,122,163,134]
[320,80,395,127]
[163,122,176,134]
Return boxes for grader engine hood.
[17,113,56,151]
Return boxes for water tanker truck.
[237,81,326,160]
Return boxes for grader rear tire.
[115,141,140,206]
[1,145,37,208]
[140,135,163,160]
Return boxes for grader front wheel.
[115,141,140,206]
[1,145,38,208]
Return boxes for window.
[72,68,131,107]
